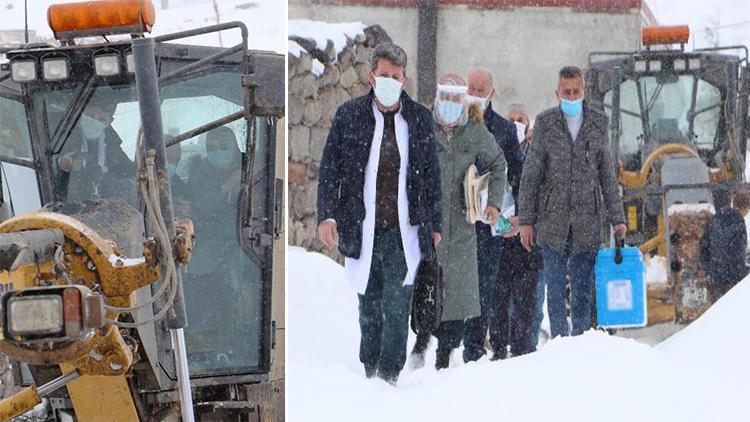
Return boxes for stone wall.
[287,25,391,261]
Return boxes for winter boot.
[435,348,452,370]
[490,348,507,361]
[376,369,398,386]
[408,332,431,369]
[364,364,377,379]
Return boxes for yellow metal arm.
[619,143,698,189]
[0,370,82,420]
[0,386,42,421]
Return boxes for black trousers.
[493,240,539,356]
[463,225,503,360]
[434,320,465,355]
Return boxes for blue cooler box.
[595,246,647,328]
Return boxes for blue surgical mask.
[373,77,403,108]
[80,114,106,140]
[167,163,177,178]
[207,150,234,169]
[560,98,583,117]
[437,100,463,125]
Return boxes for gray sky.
[647,0,750,51]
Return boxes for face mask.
[373,76,403,107]
[207,150,234,169]
[514,121,527,143]
[560,98,583,117]
[466,95,488,111]
[167,163,177,178]
[80,114,106,140]
[437,100,463,125]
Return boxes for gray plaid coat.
[518,104,625,254]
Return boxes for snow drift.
[288,246,749,422]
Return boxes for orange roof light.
[48,0,156,40]
[642,25,690,47]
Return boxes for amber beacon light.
[642,25,690,46]
[48,0,157,40]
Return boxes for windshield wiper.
[645,81,665,113]
[50,79,95,154]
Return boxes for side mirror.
[243,52,285,118]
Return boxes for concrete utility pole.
[417,0,438,105]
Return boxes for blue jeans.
[529,271,546,349]
[358,227,413,379]
[542,243,596,338]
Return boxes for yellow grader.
[587,25,748,326]
[0,0,284,420]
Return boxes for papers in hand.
[464,164,493,225]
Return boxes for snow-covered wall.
[287,22,389,261]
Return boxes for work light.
[42,58,69,81]
[94,54,121,76]
[7,295,64,336]
[10,60,37,82]
[1,286,105,344]
[125,52,135,74]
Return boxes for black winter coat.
[476,103,525,250]
[700,206,748,285]
[316,91,442,259]
[482,103,525,200]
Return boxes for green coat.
[435,120,506,322]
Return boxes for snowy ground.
[0,0,284,52]
[288,246,749,422]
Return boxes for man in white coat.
[317,43,442,385]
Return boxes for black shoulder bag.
[410,245,444,334]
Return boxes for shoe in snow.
[408,350,426,370]
[435,349,451,370]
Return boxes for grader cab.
[0,0,284,420]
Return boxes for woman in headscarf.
[427,73,506,369]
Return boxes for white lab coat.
[344,101,422,294]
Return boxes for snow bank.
[288,20,366,57]
[658,279,750,422]
[287,248,750,421]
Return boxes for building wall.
[0,30,37,47]
[290,1,643,117]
